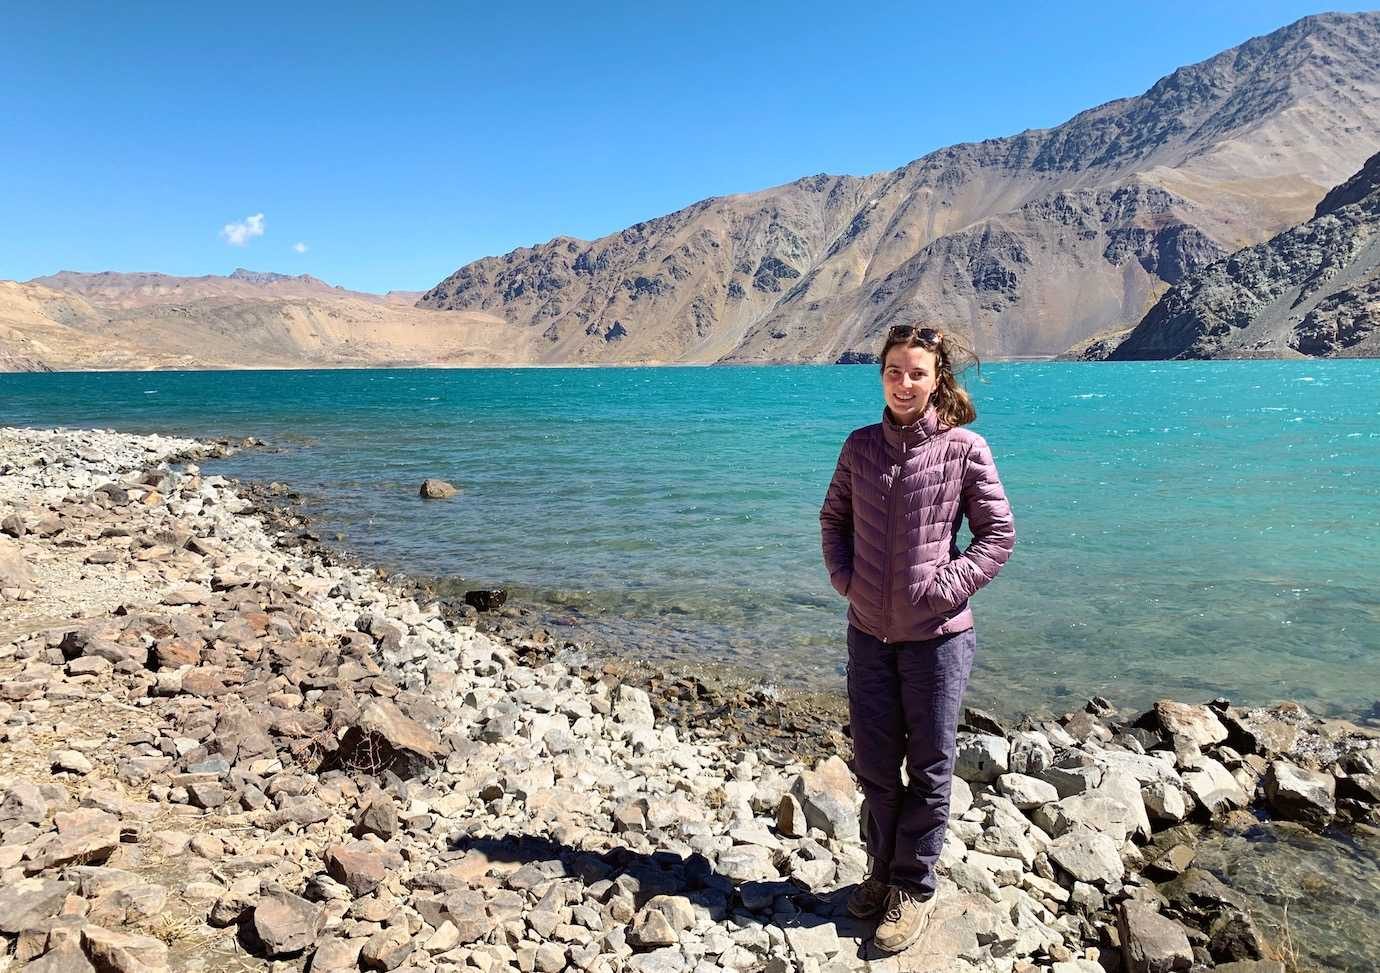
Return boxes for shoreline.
[1,424,1377,973]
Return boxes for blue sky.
[2,1,1372,293]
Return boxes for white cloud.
[293,241,309,254]
[220,212,265,246]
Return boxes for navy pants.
[846,624,976,896]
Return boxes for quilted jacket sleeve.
[926,436,1015,612]
[819,437,855,598]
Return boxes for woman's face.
[881,344,938,424]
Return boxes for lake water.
[3,361,1378,722]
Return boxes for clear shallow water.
[3,362,1378,720]
[1195,823,1380,972]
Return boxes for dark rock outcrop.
[1106,149,1380,360]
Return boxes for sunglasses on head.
[888,324,944,346]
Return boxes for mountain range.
[3,11,1379,371]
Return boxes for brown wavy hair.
[879,324,979,427]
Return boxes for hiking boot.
[846,877,891,918]
[874,885,938,953]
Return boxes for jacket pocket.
[830,567,853,599]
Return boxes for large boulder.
[1263,761,1335,825]
[419,478,458,499]
[1118,901,1193,972]
[1148,700,1228,750]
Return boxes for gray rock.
[949,860,1002,901]
[612,684,656,729]
[717,844,777,882]
[1039,764,1102,798]
[996,773,1059,809]
[1182,757,1248,814]
[81,924,170,972]
[1094,770,1153,842]
[1047,826,1124,885]
[1009,730,1056,775]
[1263,761,1336,825]
[629,908,679,947]
[0,778,48,824]
[1152,700,1228,750]
[419,478,458,499]
[1033,793,1134,844]
[781,919,842,959]
[1142,780,1189,823]
[325,842,403,896]
[252,889,325,957]
[1118,900,1193,972]
[0,878,74,934]
[956,733,1010,782]
[627,948,689,973]
[360,925,412,970]
[789,755,859,840]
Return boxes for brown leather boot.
[874,885,938,953]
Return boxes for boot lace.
[884,885,920,924]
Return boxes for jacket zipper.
[880,443,903,643]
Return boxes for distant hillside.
[30,268,380,308]
[419,12,1380,364]
[0,271,527,372]
[1092,148,1380,360]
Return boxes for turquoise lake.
[3,361,1378,721]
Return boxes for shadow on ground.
[449,832,903,964]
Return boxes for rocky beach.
[1,425,1378,973]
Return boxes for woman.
[819,324,1015,954]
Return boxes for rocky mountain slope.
[419,12,1380,364]
[1102,149,1380,360]
[0,271,522,372]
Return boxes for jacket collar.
[882,404,941,450]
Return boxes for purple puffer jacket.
[820,405,1015,644]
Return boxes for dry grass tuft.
[1257,901,1324,973]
